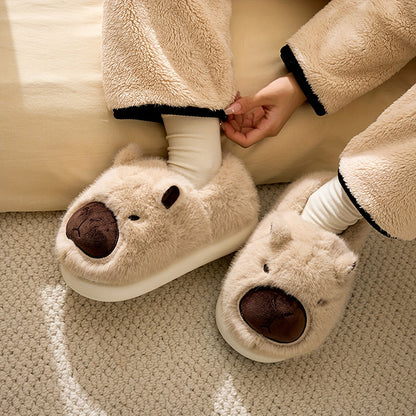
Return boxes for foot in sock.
[162,114,222,189]
[56,144,259,302]
[216,172,369,362]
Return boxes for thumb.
[225,94,264,115]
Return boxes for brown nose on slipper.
[239,286,307,344]
[66,202,119,259]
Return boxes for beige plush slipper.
[216,172,369,362]
[56,144,258,302]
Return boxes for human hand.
[222,73,306,147]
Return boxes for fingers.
[225,79,283,116]
[221,121,249,144]
[222,76,304,147]
[221,120,238,139]
[222,106,272,147]
[222,120,270,148]
[244,129,269,147]
[252,107,266,125]
[225,94,264,116]
[229,128,268,148]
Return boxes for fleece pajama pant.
[102,0,416,241]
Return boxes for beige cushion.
[1,0,414,212]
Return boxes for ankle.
[162,114,222,188]
[301,176,362,234]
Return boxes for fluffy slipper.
[216,172,369,362]
[56,144,258,302]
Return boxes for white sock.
[301,176,362,234]
[162,114,222,189]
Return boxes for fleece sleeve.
[280,0,416,115]
[338,83,416,241]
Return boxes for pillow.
[1,0,414,212]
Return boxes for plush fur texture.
[217,172,369,362]
[339,84,416,240]
[56,144,258,286]
[102,0,235,115]
[286,0,416,114]
[284,0,416,240]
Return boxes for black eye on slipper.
[128,215,140,221]
[263,263,270,273]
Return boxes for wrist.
[263,74,306,109]
[285,72,307,107]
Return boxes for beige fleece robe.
[102,0,235,122]
[281,0,416,240]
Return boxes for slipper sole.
[60,219,257,302]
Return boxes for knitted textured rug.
[1,184,415,415]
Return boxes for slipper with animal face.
[56,144,259,302]
[216,172,369,362]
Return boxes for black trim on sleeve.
[280,45,327,116]
[337,170,394,239]
[113,105,227,123]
